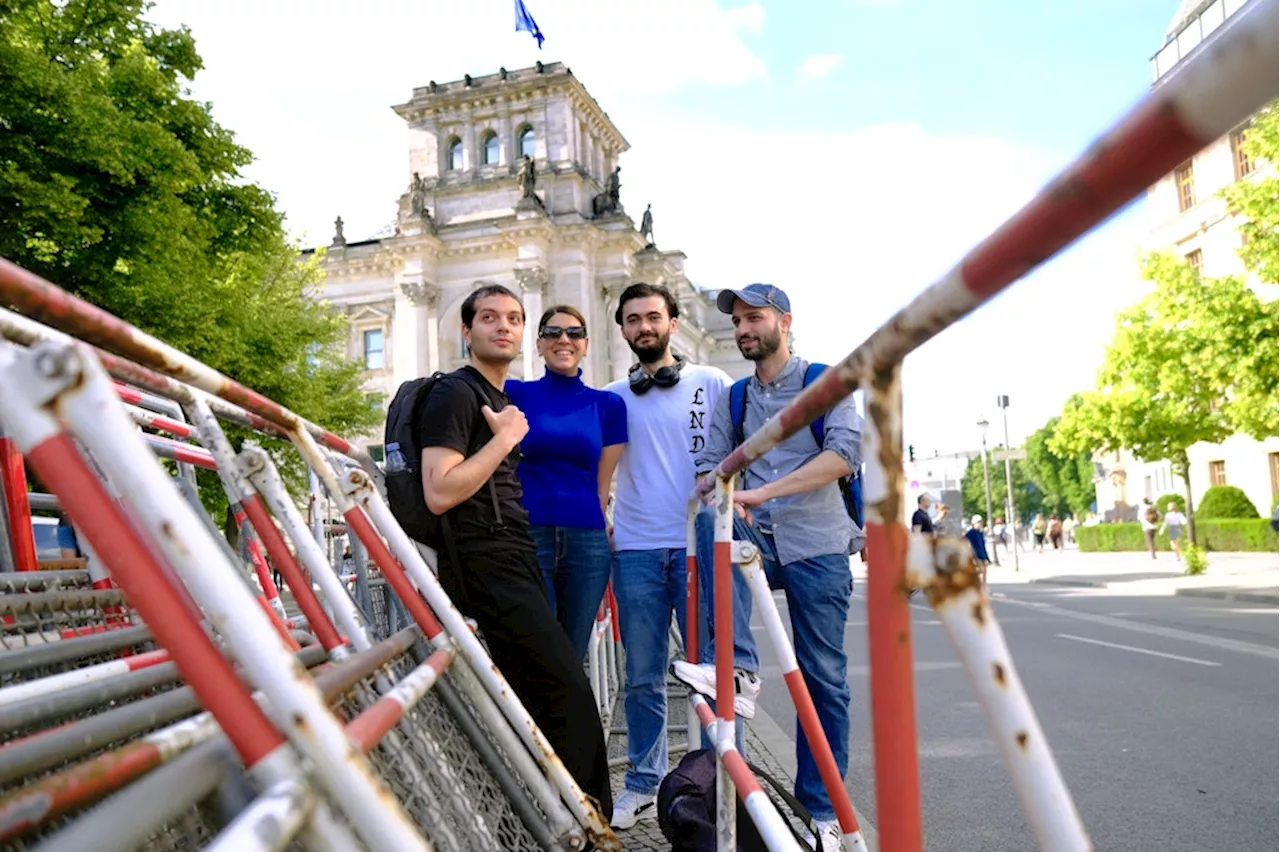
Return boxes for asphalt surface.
[750,577,1279,851]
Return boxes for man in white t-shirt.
[604,282,731,830]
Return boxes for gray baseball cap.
[716,283,792,314]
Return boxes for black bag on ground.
[382,370,497,549]
[657,747,826,851]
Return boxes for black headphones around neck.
[628,355,686,395]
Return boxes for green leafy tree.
[960,451,1040,525]
[1213,103,1280,437]
[1023,405,1096,519]
[1053,254,1279,542]
[0,1,380,525]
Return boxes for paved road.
[750,576,1279,851]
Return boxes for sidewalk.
[982,546,1279,605]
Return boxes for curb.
[749,701,881,851]
[1175,587,1280,605]
[1030,578,1109,589]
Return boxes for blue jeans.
[529,525,612,662]
[695,505,853,821]
[612,548,703,795]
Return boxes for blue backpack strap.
[804,362,864,528]
[803,362,828,449]
[729,377,750,446]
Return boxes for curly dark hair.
[614,281,679,326]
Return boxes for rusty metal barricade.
[0,257,619,848]
[671,4,1279,851]
[1,3,1275,848]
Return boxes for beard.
[737,324,782,361]
[626,329,670,364]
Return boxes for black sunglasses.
[538,325,588,341]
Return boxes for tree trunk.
[1176,452,1196,545]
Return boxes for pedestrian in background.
[966,515,992,585]
[1140,498,1160,559]
[1032,513,1047,552]
[1159,502,1188,562]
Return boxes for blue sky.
[148,0,1186,455]
[657,0,1173,151]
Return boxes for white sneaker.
[610,789,656,830]
[803,819,843,850]
[671,661,761,719]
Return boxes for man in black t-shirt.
[911,493,935,535]
[416,284,613,820]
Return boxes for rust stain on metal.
[1015,730,1029,751]
[866,365,903,528]
[993,661,1007,687]
[922,537,986,609]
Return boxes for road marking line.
[994,595,1278,660]
[1056,633,1221,667]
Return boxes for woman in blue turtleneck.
[506,305,627,661]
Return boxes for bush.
[1196,485,1260,519]
[1155,493,1186,513]
[1076,519,1278,552]
[1183,544,1208,575]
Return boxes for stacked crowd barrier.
[0,3,1275,849]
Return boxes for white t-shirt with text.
[606,363,732,551]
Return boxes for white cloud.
[146,0,769,241]
[725,3,766,33]
[619,115,1150,453]
[797,53,844,79]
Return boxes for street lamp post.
[977,417,998,566]
[998,395,1020,572]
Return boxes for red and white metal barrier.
[0,435,37,573]
[0,338,428,850]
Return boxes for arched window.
[447,137,464,171]
[518,126,535,159]
[482,131,500,165]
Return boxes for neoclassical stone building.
[305,62,748,460]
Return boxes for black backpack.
[383,370,501,556]
[657,748,828,851]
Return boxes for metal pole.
[980,431,998,566]
[999,397,1020,572]
[864,364,923,851]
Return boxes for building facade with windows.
[1093,0,1279,519]
[305,63,749,461]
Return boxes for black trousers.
[439,547,614,818]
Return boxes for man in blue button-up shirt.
[675,283,862,843]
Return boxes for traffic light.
[908,444,915,462]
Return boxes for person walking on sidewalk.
[1032,513,1047,553]
[676,283,863,850]
[1159,502,1188,562]
[505,305,628,661]
[603,282,730,831]
[1140,498,1160,559]
[416,285,613,819]
[966,514,992,584]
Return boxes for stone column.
[515,265,549,381]
[399,279,441,378]
[600,273,633,384]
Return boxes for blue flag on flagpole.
[514,0,545,47]
[515,0,545,48]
